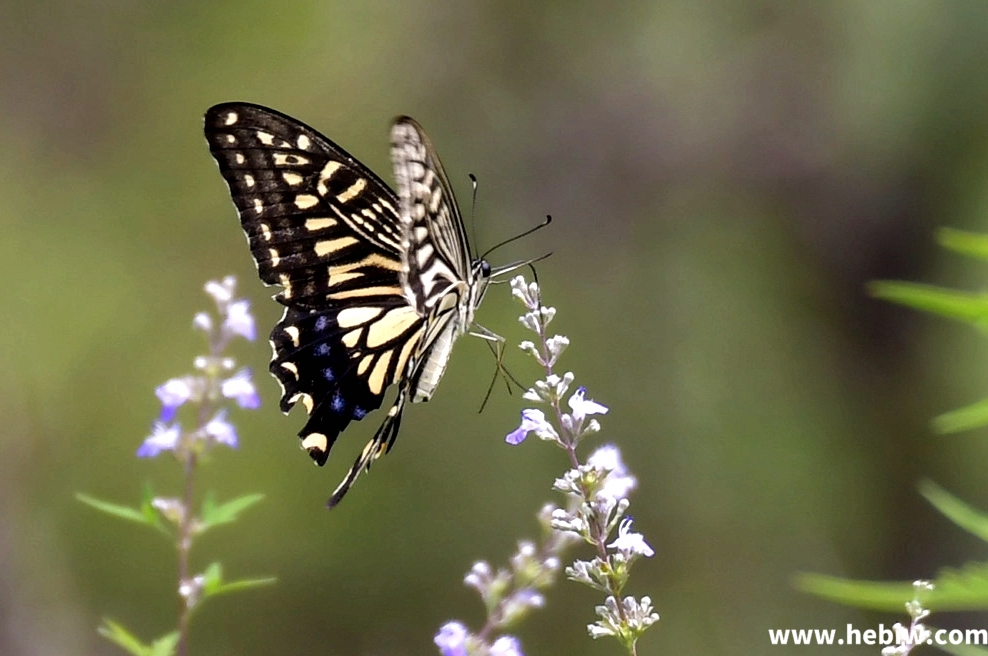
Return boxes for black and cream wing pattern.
[203,103,490,506]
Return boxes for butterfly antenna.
[480,215,552,261]
[468,173,480,259]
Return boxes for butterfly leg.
[469,325,526,412]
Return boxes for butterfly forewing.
[204,103,489,506]
[390,118,473,316]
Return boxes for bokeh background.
[4,1,988,654]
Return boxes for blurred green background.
[5,1,988,654]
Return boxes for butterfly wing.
[204,103,429,502]
[389,118,482,406]
[390,117,473,312]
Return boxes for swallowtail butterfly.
[204,103,497,507]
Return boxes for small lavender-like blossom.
[156,377,195,422]
[194,355,236,373]
[609,518,654,558]
[506,409,557,445]
[204,276,235,305]
[588,597,625,640]
[221,369,261,409]
[568,387,608,423]
[464,561,494,593]
[589,595,659,641]
[521,387,541,403]
[137,423,181,458]
[203,410,239,449]
[224,299,256,342]
[501,588,545,625]
[542,335,569,367]
[566,560,601,590]
[150,497,185,525]
[519,312,541,333]
[490,636,524,656]
[550,507,589,535]
[552,468,584,496]
[178,574,206,610]
[511,277,541,310]
[193,312,213,333]
[521,373,575,406]
[587,445,637,502]
[434,622,469,656]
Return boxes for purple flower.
[608,517,654,558]
[587,444,637,501]
[204,410,239,449]
[506,409,557,445]
[204,277,235,305]
[155,377,194,422]
[464,561,492,592]
[137,423,181,458]
[224,299,256,342]
[434,621,468,656]
[568,387,608,423]
[491,636,524,656]
[192,312,213,333]
[222,369,260,409]
[511,588,545,611]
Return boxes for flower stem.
[176,450,197,656]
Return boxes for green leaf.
[140,482,166,531]
[77,494,149,524]
[867,281,988,329]
[207,576,278,596]
[921,480,988,543]
[201,561,224,591]
[198,492,264,533]
[97,619,153,656]
[795,574,915,611]
[937,228,988,262]
[198,561,276,600]
[798,560,988,612]
[77,485,169,536]
[930,561,988,610]
[147,632,180,656]
[936,638,988,656]
[933,397,988,434]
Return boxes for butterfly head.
[464,258,493,324]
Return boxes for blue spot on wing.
[315,315,329,332]
[331,391,346,413]
[353,406,366,419]
[322,368,335,381]
[315,343,330,356]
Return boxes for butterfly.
[203,102,505,507]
